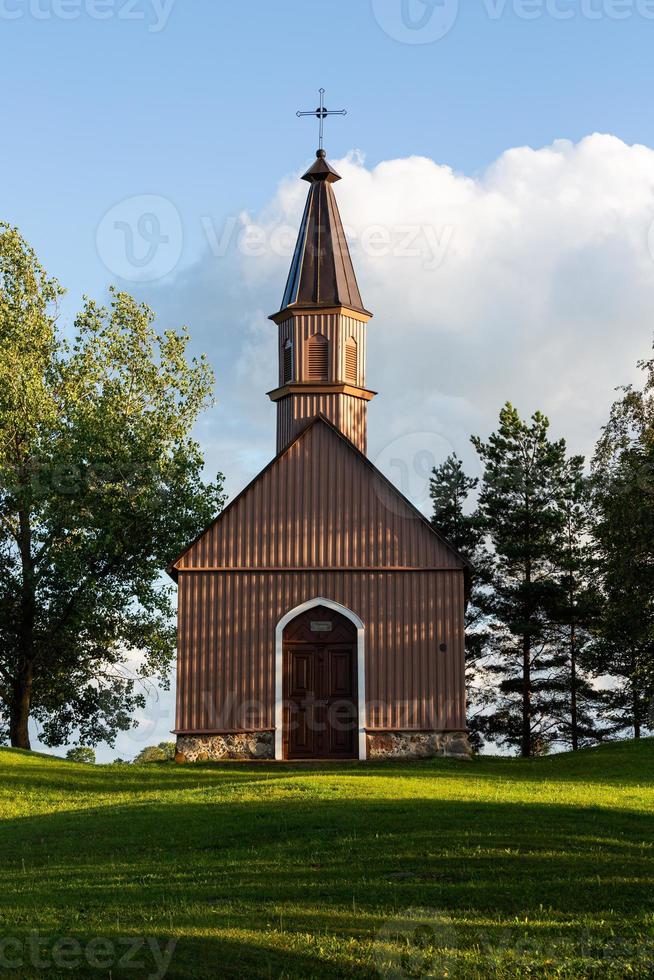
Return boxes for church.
[169,130,471,762]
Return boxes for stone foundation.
[366,730,472,760]
[176,730,471,762]
[175,732,274,763]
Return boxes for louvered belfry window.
[283,339,293,383]
[345,337,357,383]
[307,333,329,380]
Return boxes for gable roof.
[168,414,471,581]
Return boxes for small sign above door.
[310,621,333,633]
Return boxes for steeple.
[268,147,375,455]
[279,151,369,315]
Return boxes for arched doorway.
[281,604,359,760]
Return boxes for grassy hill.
[0,741,653,978]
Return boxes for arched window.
[307,333,329,380]
[345,337,357,384]
[283,339,293,383]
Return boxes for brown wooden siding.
[276,391,368,453]
[177,420,462,571]
[276,312,370,449]
[175,569,466,734]
[277,312,368,387]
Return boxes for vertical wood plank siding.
[277,392,368,454]
[175,569,466,733]
[276,311,370,452]
[174,420,467,736]
[179,422,461,571]
[277,312,367,386]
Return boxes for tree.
[591,347,654,737]
[430,455,480,558]
[66,746,95,764]
[430,455,492,749]
[471,405,568,757]
[548,455,604,750]
[0,224,226,749]
[133,741,176,764]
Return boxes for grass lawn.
[0,740,653,978]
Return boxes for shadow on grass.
[2,779,653,978]
[1,737,653,798]
[2,795,653,913]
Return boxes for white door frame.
[275,597,366,761]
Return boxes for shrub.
[133,742,176,764]
[66,747,96,764]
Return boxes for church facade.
[169,149,471,762]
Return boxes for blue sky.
[6,0,654,759]
[4,0,654,319]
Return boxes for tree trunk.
[570,619,578,752]
[9,668,33,749]
[522,632,531,757]
[631,657,641,739]
[522,548,533,758]
[633,688,641,740]
[9,506,37,750]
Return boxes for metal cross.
[296,88,347,152]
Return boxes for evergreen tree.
[430,455,480,557]
[430,455,492,749]
[548,456,604,750]
[471,404,568,757]
[591,342,654,738]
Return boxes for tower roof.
[276,150,369,317]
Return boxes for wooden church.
[169,136,471,762]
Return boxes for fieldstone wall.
[366,730,472,760]
[175,732,274,763]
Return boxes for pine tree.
[471,404,568,757]
[548,456,604,750]
[430,455,492,749]
[591,342,654,739]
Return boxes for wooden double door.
[283,606,358,760]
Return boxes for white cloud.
[143,133,653,508]
[46,132,654,760]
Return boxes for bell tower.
[268,148,375,455]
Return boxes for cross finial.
[296,87,347,154]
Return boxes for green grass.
[0,741,653,978]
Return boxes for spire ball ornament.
[296,87,347,153]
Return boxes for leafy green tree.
[430,454,492,749]
[66,746,95,764]
[134,741,176,764]
[472,405,568,757]
[591,349,654,737]
[0,224,226,750]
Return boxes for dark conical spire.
[278,150,368,315]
